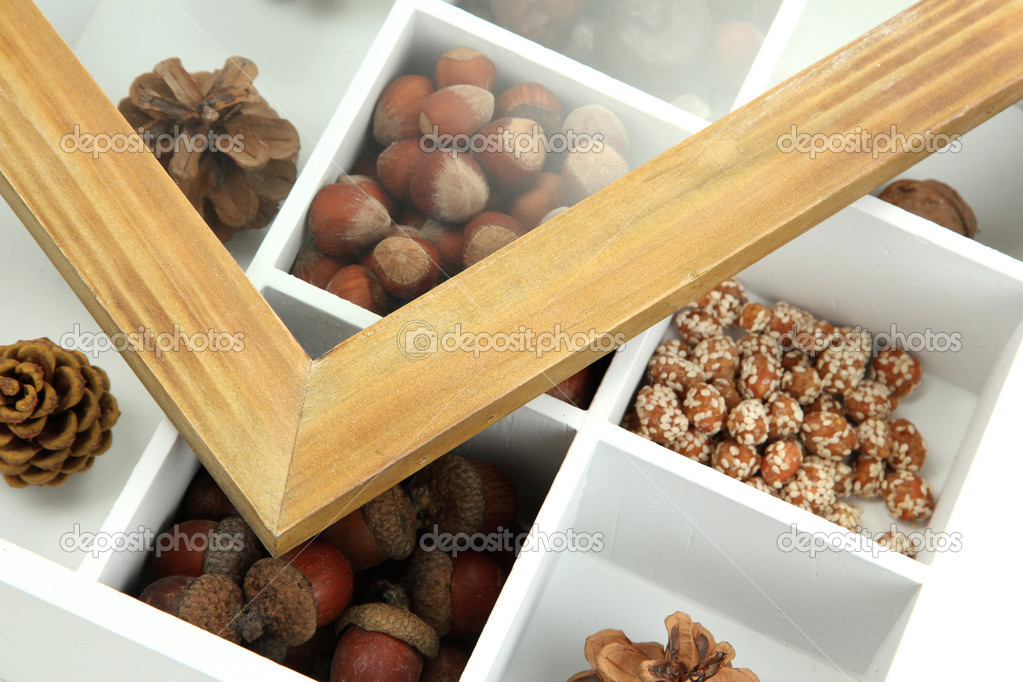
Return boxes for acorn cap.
[470,460,518,532]
[339,602,440,659]
[203,516,263,583]
[411,454,486,535]
[177,573,244,644]
[405,547,454,637]
[363,485,418,561]
[240,557,318,646]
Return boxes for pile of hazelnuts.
[137,453,520,681]
[622,279,937,558]
[292,47,630,408]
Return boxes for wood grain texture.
[0,1,309,548]
[275,0,1023,552]
[3,0,1023,554]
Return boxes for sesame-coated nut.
[693,279,748,326]
[726,399,769,446]
[816,346,868,396]
[745,475,780,497]
[647,355,706,393]
[738,353,781,401]
[843,380,893,423]
[805,392,843,415]
[760,439,803,488]
[766,302,812,340]
[711,378,741,412]
[889,418,927,472]
[674,308,724,345]
[765,392,803,441]
[824,501,862,530]
[876,530,918,557]
[635,385,688,445]
[682,384,727,435]
[737,334,781,362]
[870,348,922,399]
[882,471,935,521]
[738,302,772,334]
[780,365,823,406]
[691,336,739,382]
[781,349,812,371]
[850,454,887,498]
[653,339,689,361]
[781,456,837,515]
[788,318,836,357]
[855,417,894,461]
[667,429,713,464]
[800,411,857,460]
[712,439,761,480]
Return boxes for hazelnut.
[419,220,465,273]
[419,84,495,140]
[291,241,345,289]
[410,148,490,223]
[377,139,425,204]
[539,205,570,224]
[309,183,392,258]
[436,47,497,90]
[495,82,564,137]
[561,144,630,204]
[336,175,397,218]
[509,172,565,229]
[475,117,547,190]
[326,265,390,315]
[368,236,440,299]
[373,75,436,145]
[461,211,527,268]
[561,104,629,155]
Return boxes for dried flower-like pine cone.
[0,339,119,487]
[118,57,299,242]
[878,178,978,238]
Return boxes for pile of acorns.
[137,453,520,681]
[292,46,631,314]
[622,279,937,558]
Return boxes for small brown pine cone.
[0,339,120,488]
[118,57,300,242]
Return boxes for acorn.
[183,468,238,521]
[547,365,599,408]
[332,602,439,682]
[320,485,418,572]
[139,574,244,643]
[240,541,355,646]
[420,643,470,682]
[405,548,505,638]
[151,517,262,583]
[410,453,518,535]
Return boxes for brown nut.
[508,172,564,229]
[335,175,397,219]
[879,178,977,238]
[291,241,345,289]
[368,236,441,299]
[410,148,490,223]
[377,139,425,205]
[561,104,629,155]
[495,83,563,137]
[326,265,390,315]
[309,183,392,258]
[561,144,630,204]
[436,47,497,90]
[461,212,527,268]
[374,75,436,145]
[420,84,495,140]
[475,117,547,190]
[419,220,465,273]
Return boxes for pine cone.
[118,57,300,242]
[0,339,120,488]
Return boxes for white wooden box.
[3,0,1018,680]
